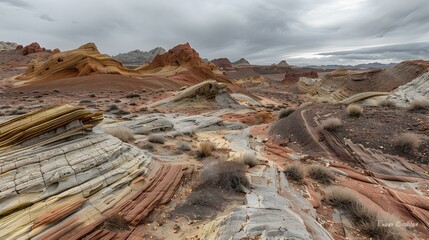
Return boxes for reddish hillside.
[211,58,233,70]
[140,43,239,90]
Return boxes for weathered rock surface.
[303,60,429,101]
[22,42,46,55]
[0,106,186,239]
[16,43,141,82]
[389,71,429,107]
[0,105,103,153]
[211,58,233,70]
[284,71,318,83]
[147,80,245,110]
[0,41,18,51]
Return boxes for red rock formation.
[140,43,239,91]
[51,48,61,54]
[15,45,23,50]
[211,58,233,70]
[22,42,45,55]
[283,71,318,83]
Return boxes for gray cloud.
[0,0,428,65]
[0,0,30,8]
[39,14,55,22]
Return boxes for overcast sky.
[1,0,428,65]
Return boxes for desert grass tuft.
[177,141,191,152]
[326,187,403,240]
[198,160,249,192]
[392,133,421,153]
[241,152,259,167]
[147,134,165,144]
[196,141,214,158]
[284,163,305,183]
[321,118,343,131]
[307,165,335,185]
[346,104,363,117]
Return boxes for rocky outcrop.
[16,43,141,82]
[305,60,429,101]
[139,43,238,90]
[0,104,102,153]
[147,80,245,110]
[283,71,318,83]
[0,105,186,239]
[232,58,250,65]
[0,41,18,51]
[113,47,166,66]
[211,58,233,70]
[22,42,46,55]
[389,72,429,107]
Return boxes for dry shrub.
[241,152,259,167]
[392,133,421,153]
[138,142,154,150]
[278,107,295,119]
[177,141,191,152]
[196,141,214,158]
[327,187,403,240]
[254,111,272,124]
[346,104,363,117]
[147,134,165,144]
[408,99,429,111]
[105,127,135,143]
[284,163,304,183]
[125,93,140,98]
[199,161,249,192]
[307,165,335,185]
[321,118,342,131]
[102,214,129,231]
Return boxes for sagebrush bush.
[147,134,165,144]
[196,141,214,158]
[177,141,191,152]
[326,187,403,240]
[241,152,259,167]
[125,93,140,98]
[392,133,421,153]
[408,99,429,111]
[321,118,343,131]
[105,127,135,143]
[346,104,363,117]
[307,165,335,185]
[199,161,249,192]
[285,163,304,183]
[278,108,295,119]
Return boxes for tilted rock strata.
[0,134,185,239]
[16,43,142,82]
[0,104,103,152]
[0,106,186,239]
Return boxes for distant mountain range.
[113,47,166,66]
[306,62,398,69]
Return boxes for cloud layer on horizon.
[0,0,428,65]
